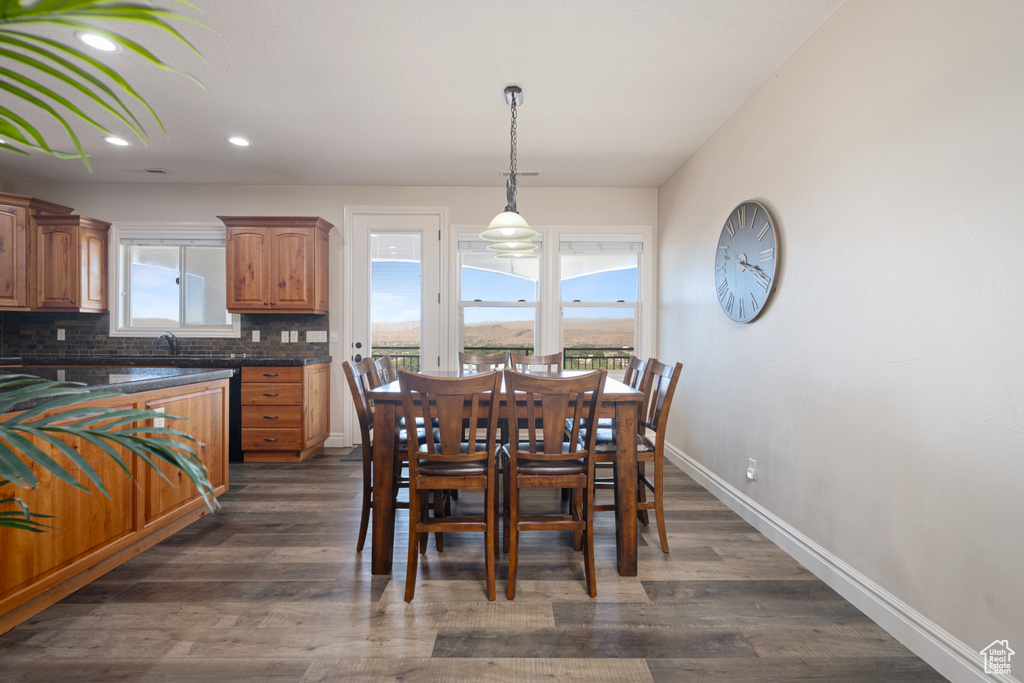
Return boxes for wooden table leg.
[371,400,396,575]
[613,400,638,576]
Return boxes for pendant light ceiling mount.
[480,85,538,256]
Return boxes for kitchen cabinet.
[240,363,330,462]
[33,215,110,312]
[0,373,230,634]
[0,192,74,311]
[219,216,332,314]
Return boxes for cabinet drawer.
[241,383,302,405]
[242,428,303,450]
[241,405,302,429]
[241,366,302,383]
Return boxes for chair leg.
[654,457,668,553]
[583,484,597,597]
[485,478,496,601]
[404,486,421,602]
[419,495,430,555]
[433,490,445,552]
[356,474,371,553]
[493,466,502,557]
[502,461,512,553]
[572,487,583,551]
[637,462,650,525]
[506,475,520,600]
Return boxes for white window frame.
[449,225,655,372]
[108,223,241,338]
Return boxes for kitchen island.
[0,366,232,634]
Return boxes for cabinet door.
[226,227,270,311]
[79,227,107,311]
[269,227,314,311]
[0,205,28,309]
[37,225,79,309]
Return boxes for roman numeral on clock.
[717,279,729,298]
[758,223,770,241]
[738,298,745,319]
[725,293,735,314]
[761,247,774,262]
[725,219,735,238]
[750,294,759,313]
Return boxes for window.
[560,237,641,371]
[459,238,539,356]
[111,226,240,337]
[454,229,652,375]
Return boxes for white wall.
[4,182,657,446]
[657,0,1023,677]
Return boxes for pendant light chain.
[506,97,518,212]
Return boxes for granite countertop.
[1,366,235,413]
[0,355,331,368]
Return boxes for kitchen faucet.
[157,331,179,356]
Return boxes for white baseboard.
[325,433,346,448]
[664,442,1017,683]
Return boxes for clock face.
[714,200,779,323]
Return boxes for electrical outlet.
[306,330,327,343]
[330,330,339,342]
[252,330,260,342]
[281,330,289,343]
[154,406,166,429]
[57,328,65,341]
[747,458,757,481]
[289,330,299,343]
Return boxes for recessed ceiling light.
[227,136,251,147]
[75,31,120,53]
[104,136,131,146]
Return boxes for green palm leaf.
[0,0,205,168]
[0,374,218,531]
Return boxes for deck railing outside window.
[371,346,633,372]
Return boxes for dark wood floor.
[0,448,947,682]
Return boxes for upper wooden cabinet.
[33,215,110,312]
[219,216,332,314]
[0,192,74,312]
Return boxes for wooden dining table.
[367,370,643,577]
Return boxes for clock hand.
[726,255,771,289]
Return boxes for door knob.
[354,354,363,362]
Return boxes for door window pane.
[372,232,422,371]
[463,307,535,356]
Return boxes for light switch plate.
[330,331,339,342]
[57,328,65,341]
[289,330,299,342]
[154,406,166,429]
[306,330,327,343]
[281,330,289,343]
[252,330,260,342]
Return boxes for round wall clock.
[714,200,779,323]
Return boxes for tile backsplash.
[0,311,330,358]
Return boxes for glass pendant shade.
[480,210,537,242]
[486,239,537,252]
[497,250,539,259]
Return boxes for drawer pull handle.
[263,373,279,377]
[264,438,279,442]
[262,393,278,397]
[263,415,278,419]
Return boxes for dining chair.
[372,354,396,387]
[343,359,444,554]
[458,351,510,375]
[399,369,502,602]
[502,368,605,599]
[590,358,682,553]
[509,351,562,373]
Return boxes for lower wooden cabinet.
[0,378,230,635]
[240,363,329,462]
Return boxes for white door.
[344,209,445,445]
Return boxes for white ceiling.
[0,0,843,188]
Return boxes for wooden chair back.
[639,359,683,442]
[343,358,377,445]
[509,351,562,374]
[458,351,510,375]
[623,354,647,389]
[504,368,604,461]
[372,355,396,387]
[399,370,500,465]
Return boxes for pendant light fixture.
[480,85,538,257]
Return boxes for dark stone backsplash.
[0,311,330,359]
